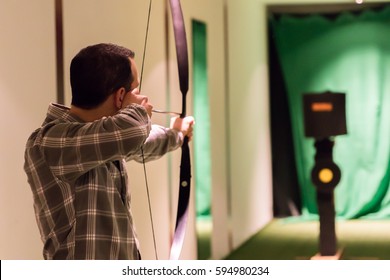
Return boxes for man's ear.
[114,87,126,109]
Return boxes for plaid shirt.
[24,103,183,259]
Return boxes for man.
[24,43,194,260]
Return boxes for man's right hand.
[122,87,153,117]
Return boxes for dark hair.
[70,43,135,109]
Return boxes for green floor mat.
[225,219,390,260]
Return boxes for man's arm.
[39,105,151,181]
[129,115,194,163]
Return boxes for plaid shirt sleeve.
[128,124,184,163]
[39,104,151,182]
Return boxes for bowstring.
[139,0,152,93]
[140,0,158,260]
[141,148,158,260]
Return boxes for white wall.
[0,0,56,259]
[225,0,273,252]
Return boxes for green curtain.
[271,6,390,219]
[192,20,211,218]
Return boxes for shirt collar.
[44,103,84,124]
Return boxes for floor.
[224,218,390,260]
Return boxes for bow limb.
[168,0,191,260]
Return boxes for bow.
[168,0,191,260]
[140,0,191,260]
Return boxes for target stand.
[310,138,343,259]
[303,92,347,259]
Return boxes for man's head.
[70,43,135,109]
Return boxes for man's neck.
[69,104,114,122]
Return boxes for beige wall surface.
[0,0,56,259]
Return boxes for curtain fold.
[271,6,390,219]
[192,20,211,218]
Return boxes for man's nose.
[141,95,149,103]
[131,87,140,95]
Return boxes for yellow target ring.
[319,168,333,183]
